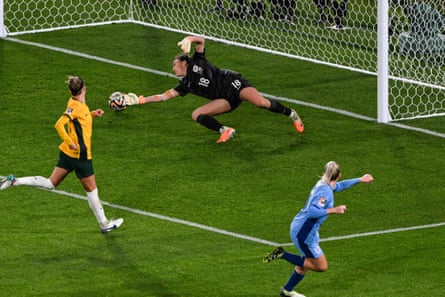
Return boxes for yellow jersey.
[54,98,95,160]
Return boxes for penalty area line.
[41,188,445,248]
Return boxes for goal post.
[2,0,444,122]
[0,0,5,37]
[377,0,391,123]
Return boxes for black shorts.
[220,70,253,111]
[56,151,94,179]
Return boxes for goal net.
[2,0,444,121]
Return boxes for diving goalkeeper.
[120,35,304,143]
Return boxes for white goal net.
[2,0,444,121]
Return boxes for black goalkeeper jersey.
[174,51,252,101]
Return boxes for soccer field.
[1,24,444,297]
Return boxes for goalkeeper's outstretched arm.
[138,89,179,104]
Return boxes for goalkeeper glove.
[122,93,141,106]
[177,37,191,54]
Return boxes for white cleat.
[100,218,124,233]
[280,288,306,297]
[0,175,16,190]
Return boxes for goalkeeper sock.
[14,176,55,190]
[268,99,292,116]
[196,114,223,132]
[87,188,108,225]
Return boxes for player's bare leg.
[192,99,235,142]
[240,87,304,133]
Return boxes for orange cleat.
[291,109,304,133]
[216,127,236,143]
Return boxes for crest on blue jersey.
[317,198,327,207]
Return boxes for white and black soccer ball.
[108,92,127,112]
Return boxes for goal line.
[2,0,444,122]
[5,37,445,139]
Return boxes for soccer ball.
[108,92,126,112]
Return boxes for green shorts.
[56,151,94,179]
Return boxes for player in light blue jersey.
[263,161,374,297]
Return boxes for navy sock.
[283,270,305,292]
[196,114,223,132]
[282,252,305,267]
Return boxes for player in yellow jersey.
[0,76,123,233]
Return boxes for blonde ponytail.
[321,161,341,183]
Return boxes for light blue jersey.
[290,178,360,258]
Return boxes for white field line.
[44,188,281,246]
[4,37,445,243]
[5,37,445,139]
[43,188,444,247]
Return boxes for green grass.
[1,24,444,297]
